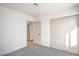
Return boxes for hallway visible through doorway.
[27,40,33,46]
[27,21,41,46]
[27,21,33,46]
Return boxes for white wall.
[0,6,34,55]
[35,7,79,53]
[35,17,50,47]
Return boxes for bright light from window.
[66,33,70,48]
[66,28,78,48]
[70,28,77,47]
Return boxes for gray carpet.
[4,44,78,56]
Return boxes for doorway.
[27,21,41,46]
[27,21,33,46]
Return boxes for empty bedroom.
[0,3,79,56]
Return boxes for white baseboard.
[1,44,26,56]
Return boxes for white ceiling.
[0,3,77,16]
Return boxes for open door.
[33,21,41,44]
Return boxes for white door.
[33,21,41,44]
